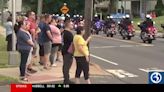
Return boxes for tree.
[155,0,164,16]
[22,0,85,15]
[22,0,37,12]
[108,0,117,14]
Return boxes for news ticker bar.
[11,84,70,92]
[10,84,164,92]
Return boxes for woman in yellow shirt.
[73,26,92,84]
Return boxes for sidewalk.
[0,60,110,84]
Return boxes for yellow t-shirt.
[73,35,89,57]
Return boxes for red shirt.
[27,18,37,39]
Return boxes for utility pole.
[84,0,93,40]
[9,0,19,65]
[37,0,43,16]
[12,0,16,51]
[84,0,93,63]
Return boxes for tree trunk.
[108,0,117,14]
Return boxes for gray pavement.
[89,32,164,84]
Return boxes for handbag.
[67,42,75,54]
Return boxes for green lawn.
[0,35,8,68]
[0,75,19,85]
[133,16,164,32]
[0,35,19,85]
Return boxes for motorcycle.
[106,23,116,37]
[93,21,103,35]
[121,24,135,40]
[138,23,157,44]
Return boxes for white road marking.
[90,54,118,65]
[91,44,154,49]
[139,68,164,73]
[93,35,154,46]
[117,70,138,78]
[91,46,116,49]
[106,69,138,78]
[119,45,133,47]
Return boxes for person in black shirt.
[141,14,154,33]
[122,15,132,31]
[62,18,75,84]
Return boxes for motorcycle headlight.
[137,22,140,25]
[153,22,156,24]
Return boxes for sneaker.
[51,63,57,67]
[27,68,37,74]
[20,76,28,81]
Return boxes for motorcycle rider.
[122,14,132,32]
[92,14,102,34]
[118,16,126,34]
[142,14,154,33]
[105,16,115,28]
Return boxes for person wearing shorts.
[38,15,45,65]
[49,17,62,66]
[38,14,53,69]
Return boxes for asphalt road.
[89,31,164,84]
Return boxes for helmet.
[73,15,76,18]
[58,16,65,21]
[80,15,83,18]
[122,16,126,19]
[110,16,113,19]
[94,14,98,17]
[66,14,70,17]
[56,14,59,17]
[76,14,79,17]
[146,14,152,19]
[125,14,130,18]
[107,16,110,19]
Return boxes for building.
[7,0,22,12]
[95,0,163,16]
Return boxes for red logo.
[11,84,32,92]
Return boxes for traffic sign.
[60,5,69,14]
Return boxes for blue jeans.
[19,50,30,77]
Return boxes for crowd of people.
[4,11,92,84]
